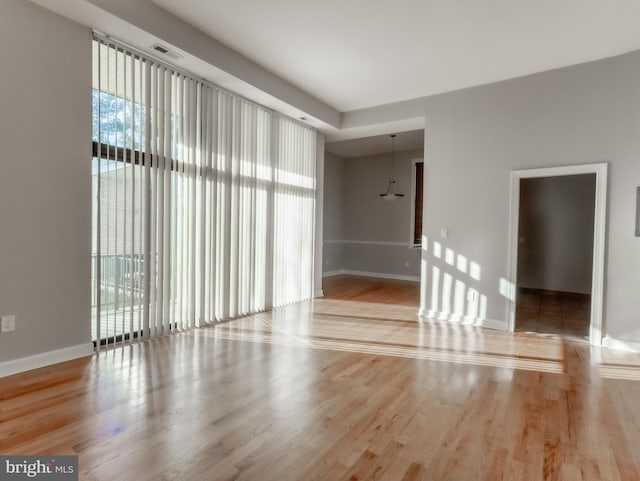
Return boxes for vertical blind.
[91,36,317,347]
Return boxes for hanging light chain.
[390,134,396,181]
[379,133,404,200]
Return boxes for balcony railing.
[91,254,144,343]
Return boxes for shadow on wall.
[420,235,514,329]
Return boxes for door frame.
[506,162,608,345]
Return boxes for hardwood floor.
[2,288,640,480]
[516,289,591,340]
[323,275,420,306]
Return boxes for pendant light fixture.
[379,134,404,201]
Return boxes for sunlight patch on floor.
[203,325,565,374]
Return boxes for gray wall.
[323,149,423,279]
[517,174,596,294]
[421,50,640,342]
[0,0,91,362]
[343,150,420,242]
[322,152,345,274]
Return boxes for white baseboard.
[314,289,324,298]
[480,318,507,330]
[324,240,413,247]
[418,309,506,331]
[322,270,343,278]
[0,343,94,378]
[423,309,440,318]
[602,336,640,353]
[323,269,419,282]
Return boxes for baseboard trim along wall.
[418,308,505,331]
[602,336,640,353]
[478,318,507,331]
[323,270,344,278]
[322,269,420,283]
[314,289,324,298]
[323,240,415,247]
[0,343,95,379]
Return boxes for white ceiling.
[150,0,640,112]
[326,129,424,158]
[27,0,640,149]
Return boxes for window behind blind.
[91,36,317,347]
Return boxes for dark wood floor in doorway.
[516,288,590,340]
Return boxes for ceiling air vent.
[151,44,181,60]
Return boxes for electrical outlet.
[1,315,16,333]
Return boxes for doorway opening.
[507,163,607,345]
[321,129,425,311]
[515,174,595,340]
